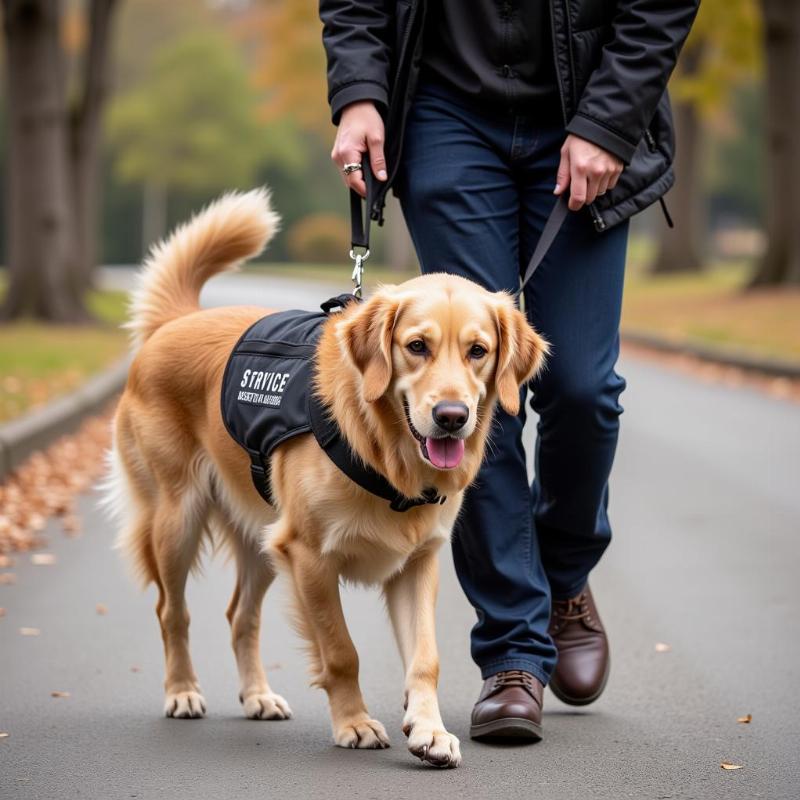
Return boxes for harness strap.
[308,391,445,513]
[516,194,570,298]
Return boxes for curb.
[0,357,131,480]
[621,330,800,381]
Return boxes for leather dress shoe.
[549,584,609,706]
[470,670,543,741]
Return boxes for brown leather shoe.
[470,670,543,741]
[549,584,609,706]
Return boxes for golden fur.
[104,189,547,768]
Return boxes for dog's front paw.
[333,717,391,749]
[164,690,207,719]
[405,724,461,768]
[242,691,292,720]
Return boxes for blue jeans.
[397,81,629,685]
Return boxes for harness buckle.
[349,247,370,299]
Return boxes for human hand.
[331,101,387,198]
[554,134,623,211]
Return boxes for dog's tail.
[126,188,280,346]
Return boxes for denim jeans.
[397,81,629,685]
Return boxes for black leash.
[348,162,376,297]
[516,194,570,298]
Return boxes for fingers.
[554,146,571,196]
[569,156,589,211]
[330,101,388,198]
[366,130,388,183]
[337,149,368,197]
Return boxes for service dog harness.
[221,295,446,512]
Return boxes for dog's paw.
[406,725,461,768]
[164,690,206,719]
[333,717,391,749]
[242,691,292,720]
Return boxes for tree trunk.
[750,0,800,287]
[651,51,704,274]
[142,179,167,257]
[69,0,120,293]
[0,0,87,322]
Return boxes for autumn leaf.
[655,642,672,653]
[31,553,57,566]
[720,761,743,770]
[737,714,752,724]
[0,607,5,617]
[0,732,9,739]
[50,691,71,698]
[96,603,108,615]
[19,627,40,636]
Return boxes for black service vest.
[220,296,445,512]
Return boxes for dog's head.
[336,273,548,482]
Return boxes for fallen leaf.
[31,553,56,566]
[720,762,743,771]
[95,603,108,615]
[0,607,5,617]
[0,573,16,585]
[0,555,13,568]
[19,627,40,636]
[0,732,9,739]
[737,714,752,724]
[50,691,70,698]
[654,642,672,653]
[130,665,142,673]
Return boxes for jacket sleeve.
[566,0,700,164]
[319,0,393,125]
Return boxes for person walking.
[320,0,699,742]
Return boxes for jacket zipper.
[548,0,568,126]
[644,128,658,152]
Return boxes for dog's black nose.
[432,402,469,432]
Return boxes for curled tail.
[126,188,280,346]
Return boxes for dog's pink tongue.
[425,437,465,469]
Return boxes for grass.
[622,262,800,363]
[0,289,129,424]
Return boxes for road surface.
[2,272,798,799]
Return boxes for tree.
[0,0,120,322]
[107,30,267,253]
[651,0,761,275]
[749,0,800,286]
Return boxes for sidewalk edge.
[0,357,131,480]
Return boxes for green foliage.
[673,0,762,119]
[106,30,266,192]
[286,212,350,264]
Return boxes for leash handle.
[349,162,375,298]
[516,194,570,298]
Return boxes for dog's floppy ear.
[493,296,549,416]
[338,291,402,403]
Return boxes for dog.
[103,189,547,768]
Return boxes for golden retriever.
[103,189,547,768]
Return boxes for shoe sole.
[548,656,610,707]
[470,717,543,742]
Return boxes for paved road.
[2,273,799,799]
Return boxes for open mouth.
[403,399,466,470]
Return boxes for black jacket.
[320,0,699,232]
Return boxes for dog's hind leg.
[272,530,389,750]
[152,499,208,719]
[226,533,292,720]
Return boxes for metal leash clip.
[349,247,370,299]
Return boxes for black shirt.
[420,0,561,117]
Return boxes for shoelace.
[494,670,537,692]
[552,592,590,624]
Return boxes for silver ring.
[342,162,363,175]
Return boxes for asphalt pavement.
[2,272,799,799]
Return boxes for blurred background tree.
[107,30,266,251]
[652,0,762,275]
[0,0,119,321]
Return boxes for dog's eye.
[407,340,427,355]
[469,344,487,359]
